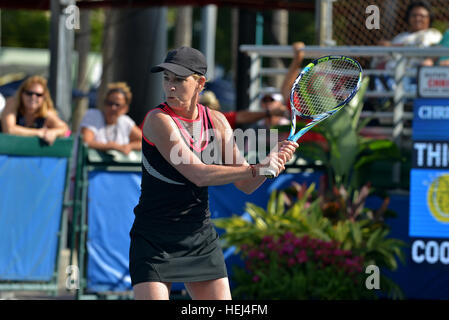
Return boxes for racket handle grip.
[263,168,277,179]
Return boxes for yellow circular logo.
[427,174,449,223]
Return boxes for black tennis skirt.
[129,223,228,286]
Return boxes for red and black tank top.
[132,103,219,234]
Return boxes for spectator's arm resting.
[128,124,142,151]
[281,42,305,104]
[1,97,45,137]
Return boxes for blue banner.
[86,171,141,292]
[367,194,449,299]
[412,99,449,140]
[0,156,67,281]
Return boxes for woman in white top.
[371,1,442,93]
[80,82,142,155]
[374,0,442,70]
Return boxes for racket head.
[289,55,362,120]
[265,56,362,178]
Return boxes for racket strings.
[292,59,360,117]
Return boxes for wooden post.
[49,0,76,123]
[201,5,217,81]
[71,9,91,132]
[315,0,335,46]
[174,6,192,48]
[270,9,288,89]
[235,9,257,112]
[99,7,167,125]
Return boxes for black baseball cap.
[151,46,207,77]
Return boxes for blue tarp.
[0,156,67,281]
[86,171,141,292]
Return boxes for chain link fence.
[333,0,449,51]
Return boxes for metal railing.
[240,45,449,183]
[240,45,449,57]
[240,45,449,145]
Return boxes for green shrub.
[214,184,406,299]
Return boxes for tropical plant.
[215,77,408,299]
[214,184,407,299]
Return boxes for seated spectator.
[258,88,290,129]
[436,29,449,66]
[199,90,288,129]
[416,28,449,66]
[281,42,305,105]
[80,82,142,155]
[0,75,69,145]
[0,93,5,116]
[372,1,442,91]
[281,42,328,149]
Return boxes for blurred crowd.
[0,0,448,155]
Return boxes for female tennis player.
[129,46,298,300]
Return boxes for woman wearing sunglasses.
[79,82,142,155]
[0,75,69,145]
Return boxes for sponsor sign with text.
[419,66,449,98]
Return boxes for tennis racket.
[264,55,363,178]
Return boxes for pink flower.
[309,239,318,249]
[343,258,363,274]
[322,256,332,265]
[292,238,302,247]
[298,236,310,248]
[252,275,260,282]
[282,244,295,255]
[262,235,273,243]
[332,249,345,257]
[296,250,308,263]
[315,249,326,258]
[343,250,352,257]
[248,249,258,258]
[320,242,332,250]
[283,231,294,240]
[345,258,357,267]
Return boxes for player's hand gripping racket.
[264,55,363,178]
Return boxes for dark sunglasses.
[23,90,44,97]
[262,96,274,103]
[104,100,125,108]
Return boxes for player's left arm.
[209,109,267,194]
[210,109,296,194]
